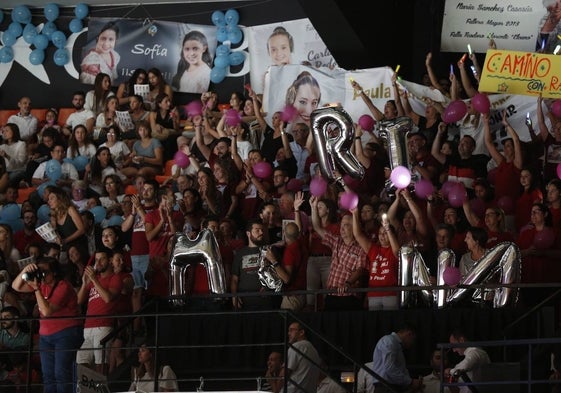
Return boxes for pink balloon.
[497,195,514,214]
[252,162,272,179]
[280,104,298,123]
[534,227,555,249]
[443,266,462,286]
[414,178,434,200]
[440,181,455,199]
[552,100,561,118]
[358,114,375,132]
[173,151,190,169]
[286,178,303,192]
[471,93,491,114]
[225,109,242,127]
[557,162,561,180]
[390,166,411,189]
[470,198,486,219]
[185,100,203,117]
[309,176,328,197]
[442,100,467,123]
[487,168,498,185]
[343,174,360,190]
[447,182,467,208]
[339,190,359,211]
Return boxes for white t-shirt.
[7,113,38,141]
[66,109,95,130]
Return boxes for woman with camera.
[12,256,84,393]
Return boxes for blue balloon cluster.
[90,205,107,224]
[0,3,73,67]
[210,8,245,84]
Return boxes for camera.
[21,270,47,282]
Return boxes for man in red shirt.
[76,250,122,374]
[13,209,45,256]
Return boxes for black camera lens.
[21,270,46,282]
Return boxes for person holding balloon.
[351,206,400,311]
[516,202,561,306]
[31,143,79,190]
[386,188,430,251]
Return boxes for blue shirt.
[371,332,412,387]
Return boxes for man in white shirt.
[32,143,79,189]
[284,321,321,393]
[62,91,95,138]
[445,329,490,393]
[7,96,38,142]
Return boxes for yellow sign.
[479,49,561,99]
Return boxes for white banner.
[440,0,546,53]
[247,18,338,94]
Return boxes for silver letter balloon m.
[310,105,365,183]
[168,229,226,307]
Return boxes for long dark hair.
[93,72,112,114]
[90,146,117,184]
[127,68,148,96]
[171,31,212,90]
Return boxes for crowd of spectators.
[0,37,561,390]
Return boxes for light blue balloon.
[216,44,230,57]
[227,27,243,45]
[4,218,23,233]
[225,9,240,26]
[23,23,38,44]
[210,66,227,84]
[0,203,21,221]
[73,155,89,171]
[29,49,45,66]
[2,31,17,47]
[54,48,70,66]
[37,204,51,224]
[44,3,60,22]
[107,215,124,227]
[8,22,23,37]
[51,30,66,49]
[90,206,107,224]
[36,181,55,201]
[69,18,83,33]
[45,159,62,181]
[229,51,245,66]
[216,27,228,43]
[12,5,32,24]
[74,3,89,19]
[33,34,49,50]
[211,10,226,27]
[0,47,14,63]
[42,21,57,38]
[214,54,230,69]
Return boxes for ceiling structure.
[1,0,234,8]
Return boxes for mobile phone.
[470,65,478,78]
[450,64,454,75]
[554,45,561,55]
[467,44,473,55]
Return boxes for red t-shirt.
[38,280,82,335]
[13,230,46,255]
[282,237,308,291]
[515,189,543,231]
[493,160,521,201]
[84,273,123,328]
[367,243,398,297]
[516,226,561,283]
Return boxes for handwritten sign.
[479,49,561,98]
[440,0,545,53]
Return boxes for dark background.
[0,0,462,109]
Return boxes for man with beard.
[62,91,95,138]
[77,249,122,374]
[231,220,278,310]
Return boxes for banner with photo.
[479,49,561,99]
[263,64,394,128]
[81,17,217,93]
[440,0,546,53]
[247,18,338,94]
